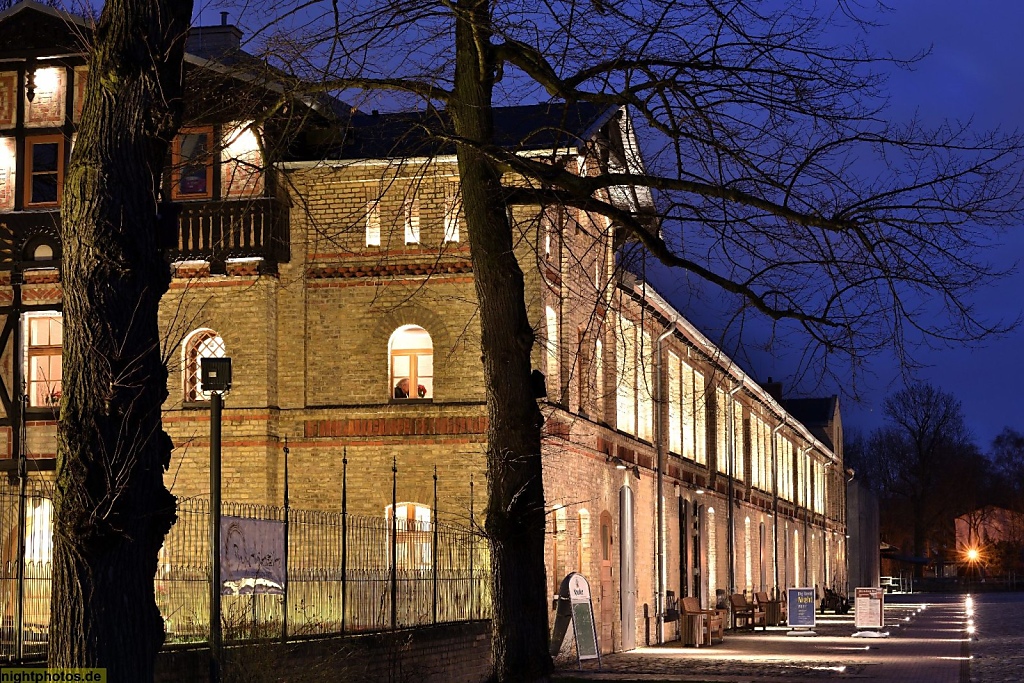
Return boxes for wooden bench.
[680,596,724,646]
[730,593,766,631]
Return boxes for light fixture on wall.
[631,464,641,480]
[25,57,36,102]
[606,454,628,470]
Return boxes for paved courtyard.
[555,593,979,682]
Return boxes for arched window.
[385,502,431,570]
[389,325,433,399]
[183,328,226,402]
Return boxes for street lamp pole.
[202,357,232,683]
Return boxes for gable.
[0,2,86,57]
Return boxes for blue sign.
[787,587,817,628]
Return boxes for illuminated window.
[366,199,381,246]
[707,507,717,600]
[693,370,707,465]
[546,306,559,397]
[389,325,433,399]
[26,313,62,408]
[25,498,52,564]
[25,136,64,207]
[173,127,213,199]
[183,328,225,402]
[637,329,653,442]
[0,136,15,210]
[386,503,431,571]
[221,122,263,197]
[668,351,682,454]
[443,182,460,243]
[403,196,420,244]
[615,316,636,434]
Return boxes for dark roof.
[0,0,86,55]
[307,101,617,161]
[782,397,837,427]
[782,396,838,451]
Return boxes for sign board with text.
[854,587,885,629]
[787,587,817,629]
[549,573,601,667]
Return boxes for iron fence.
[0,467,490,661]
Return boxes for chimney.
[763,376,783,401]
[186,15,243,58]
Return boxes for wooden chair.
[681,596,724,645]
[755,591,783,626]
[729,593,766,631]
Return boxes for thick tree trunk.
[51,2,192,680]
[451,3,552,682]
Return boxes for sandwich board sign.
[549,573,601,668]
[787,587,817,635]
[852,587,889,637]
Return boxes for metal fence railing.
[0,463,490,660]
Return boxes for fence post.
[341,448,347,634]
[282,437,289,643]
[390,457,397,630]
[469,475,475,620]
[432,465,438,625]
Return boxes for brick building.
[0,0,847,654]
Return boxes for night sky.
[200,1,1024,450]
[648,2,1024,450]
[800,1,1024,449]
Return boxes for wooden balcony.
[0,196,290,270]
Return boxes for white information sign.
[854,587,885,629]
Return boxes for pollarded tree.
[53,0,192,679]
[116,1,1024,680]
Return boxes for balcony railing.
[0,196,290,269]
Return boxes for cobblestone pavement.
[965,592,1024,683]
[554,594,970,682]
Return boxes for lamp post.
[202,357,232,683]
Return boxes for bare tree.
[861,383,985,574]
[53,0,1024,680]
[221,2,1024,679]
[53,0,192,679]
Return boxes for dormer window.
[173,126,214,199]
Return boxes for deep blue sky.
[815,0,1024,448]
[671,1,1024,450]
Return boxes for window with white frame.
[733,400,745,483]
[668,351,682,454]
[183,328,225,402]
[715,387,728,473]
[693,369,706,465]
[443,182,460,243]
[615,315,636,435]
[26,312,62,408]
[637,329,653,442]
[389,325,433,399]
[594,337,604,419]
[386,502,431,570]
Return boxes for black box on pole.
[201,357,232,391]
